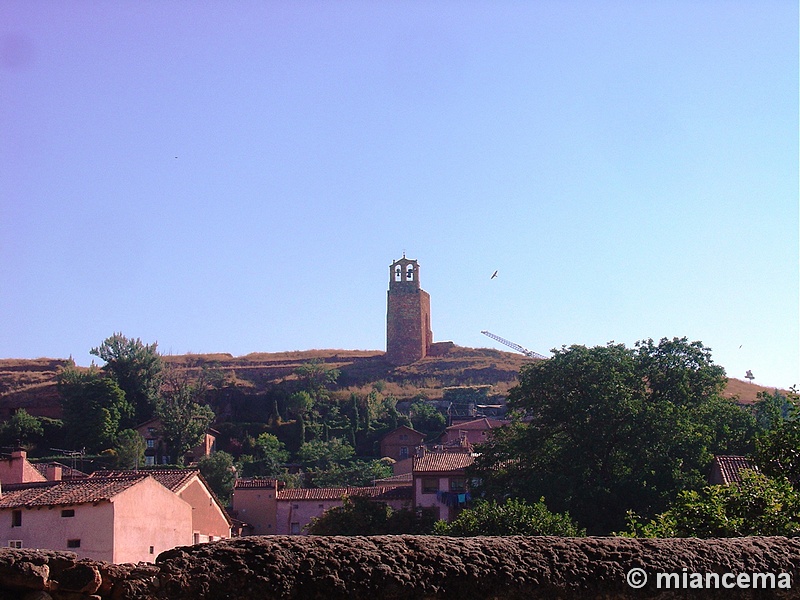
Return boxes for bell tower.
[386,255,432,365]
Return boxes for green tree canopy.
[198,451,236,505]
[409,400,446,438]
[155,367,215,466]
[622,470,800,538]
[471,337,750,534]
[91,333,163,425]
[296,437,354,469]
[754,388,800,485]
[240,433,290,478]
[112,428,146,469]
[433,498,585,537]
[308,459,392,488]
[58,364,134,453]
[0,409,44,449]
[307,495,437,535]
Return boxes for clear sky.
[1,1,797,390]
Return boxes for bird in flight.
[490,270,498,279]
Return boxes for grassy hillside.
[0,347,788,421]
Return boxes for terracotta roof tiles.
[234,478,280,490]
[277,485,412,502]
[89,469,199,492]
[413,452,475,473]
[712,455,756,485]
[0,476,149,508]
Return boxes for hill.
[0,346,531,421]
[0,347,788,421]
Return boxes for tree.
[752,389,795,432]
[409,400,446,438]
[198,451,236,505]
[622,470,800,538]
[307,495,437,535]
[754,387,800,485]
[240,433,290,478]
[155,367,215,465]
[286,391,313,444]
[91,333,163,425]
[0,410,44,449]
[112,428,146,469]
[293,359,340,400]
[471,338,744,534]
[296,437,354,469]
[433,498,585,537]
[308,459,392,488]
[58,364,134,453]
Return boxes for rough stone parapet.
[1,536,799,599]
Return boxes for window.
[146,439,155,449]
[67,539,81,548]
[421,478,439,494]
[11,511,21,527]
[449,478,467,492]
[318,504,324,509]
[399,446,408,459]
[145,456,155,466]
[290,522,301,535]
[399,434,408,441]
[8,540,22,549]
[61,509,75,518]
[149,546,154,555]
[147,427,156,435]
[292,504,299,509]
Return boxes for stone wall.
[2,536,799,600]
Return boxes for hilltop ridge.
[0,346,785,421]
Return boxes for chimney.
[46,464,63,481]
[10,449,26,484]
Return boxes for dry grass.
[0,350,785,419]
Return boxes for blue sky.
[1,1,797,389]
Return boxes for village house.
[136,418,218,465]
[0,475,192,563]
[380,425,426,462]
[231,479,413,536]
[412,451,475,522]
[0,450,47,484]
[275,486,413,535]
[230,478,282,536]
[440,418,508,448]
[89,469,231,542]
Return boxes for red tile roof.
[712,455,756,485]
[413,452,475,473]
[89,469,199,492]
[0,476,149,508]
[373,472,413,486]
[277,485,412,502]
[234,478,280,490]
[445,418,508,432]
[32,462,88,480]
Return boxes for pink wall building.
[0,475,192,563]
[440,418,508,448]
[275,486,413,535]
[90,469,231,542]
[0,450,47,485]
[231,478,282,536]
[412,452,474,522]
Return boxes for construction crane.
[481,330,548,360]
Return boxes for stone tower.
[386,256,433,365]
